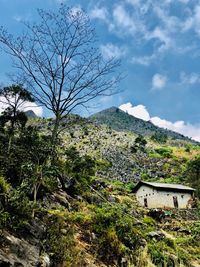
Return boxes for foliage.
[44,214,77,266]
[186,156,200,196]
[90,204,140,265]
[143,216,156,226]
[64,146,95,196]
[0,5,120,148]
[151,132,168,143]
[130,135,147,153]
[90,107,196,143]
[0,176,10,194]
[155,147,173,158]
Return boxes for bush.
[0,176,10,194]
[0,209,10,228]
[143,216,156,226]
[151,133,168,144]
[45,214,77,266]
[155,147,173,158]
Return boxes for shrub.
[0,209,10,228]
[143,216,156,226]
[155,147,173,158]
[45,214,77,266]
[0,176,10,194]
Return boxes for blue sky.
[0,0,200,140]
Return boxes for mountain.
[89,107,197,143]
[24,110,38,118]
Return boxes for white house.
[133,181,195,209]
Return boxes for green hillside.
[0,113,200,267]
[89,107,197,144]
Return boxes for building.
[133,181,195,209]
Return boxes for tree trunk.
[51,113,61,158]
[8,134,13,155]
[32,184,37,218]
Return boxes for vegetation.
[0,4,199,267]
[0,106,199,266]
[0,5,120,148]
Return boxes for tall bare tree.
[0,5,121,147]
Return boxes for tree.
[0,84,34,152]
[150,132,168,144]
[186,156,200,197]
[131,135,147,153]
[0,5,121,148]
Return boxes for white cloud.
[180,72,200,84]
[131,54,155,66]
[90,6,108,21]
[151,116,200,142]
[0,96,43,117]
[21,102,43,117]
[100,43,127,60]
[152,74,167,90]
[119,102,150,121]
[119,102,200,141]
[111,5,137,35]
[182,4,200,36]
[145,27,172,52]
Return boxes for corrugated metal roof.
[140,181,195,191]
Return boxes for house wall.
[136,185,192,208]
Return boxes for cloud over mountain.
[119,102,200,141]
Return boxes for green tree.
[131,135,147,153]
[151,132,168,144]
[0,84,34,153]
[186,156,200,196]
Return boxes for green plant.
[143,216,156,226]
[0,176,10,194]
[0,209,10,228]
[155,147,173,158]
[45,214,77,266]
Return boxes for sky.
[0,0,200,140]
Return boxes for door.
[173,196,178,208]
[144,198,148,207]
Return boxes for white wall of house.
[136,185,192,208]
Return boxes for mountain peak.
[90,107,196,144]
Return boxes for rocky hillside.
[0,113,200,267]
[36,113,199,184]
[89,107,197,144]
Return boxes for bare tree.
[0,5,121,147]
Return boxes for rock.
[148,231,165,241]
[138,239,147,247]
[177,228,191,234]
[36,254,50,267]
[91,233,96,240]
[0,231,40,267]
[190,261,200,267]
[107,195,116,203]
